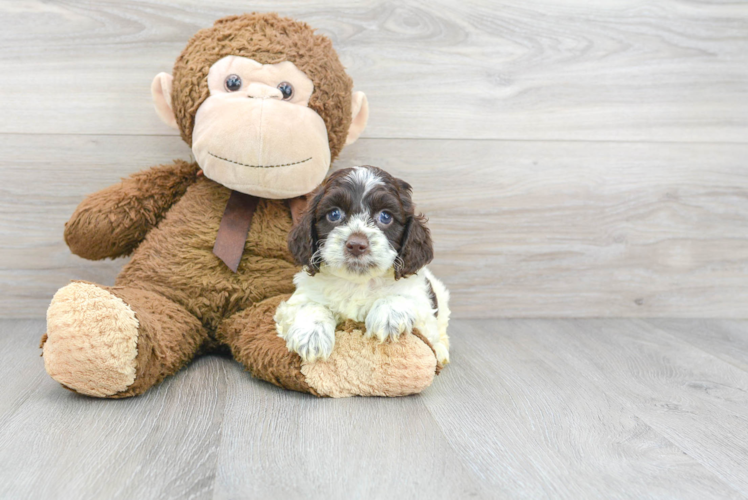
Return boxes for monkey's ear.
[396,215,434,280]
[151,72,179,130]
[345,91,369,146]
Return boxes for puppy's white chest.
[322,278,386,322]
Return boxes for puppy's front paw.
[284,321,335,362]
[365,299,416,342]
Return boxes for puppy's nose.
[345,234,370,257]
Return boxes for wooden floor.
[1,318,747,499]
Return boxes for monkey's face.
[152,53,368,199]
[190,56,331,198]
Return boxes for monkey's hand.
[64,160,199,260]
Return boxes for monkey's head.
[151,13,368,199]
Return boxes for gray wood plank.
[0,0,746,142]
[212,360,485,500]
[0,320,48,426]
[3,134,748,319]
[486,318,748,496]
[644,319,748,373]
[0,320,227,500]
[420,319,743,499]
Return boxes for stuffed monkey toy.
[40,13,439,398]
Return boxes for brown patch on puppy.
[288,166,434,279]
[396,214,433,279]
[287,188,326,275]
[425,277,439,316]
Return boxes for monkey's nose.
[245,82,283,99]
[345,234,370,257]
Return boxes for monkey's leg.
[217,295,438,397]
[217,295,315,394]
[42,282,208,398]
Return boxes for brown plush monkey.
[41,13,438,398]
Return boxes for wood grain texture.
[504,318,748,496]
[0,320,48,427]
[3,134,747,318]
[644,319,748,373]
[0,321,228,500]
[0,0,746,141]
[3,318,748,498]
[421,319,745,499]
[212,360,484,499]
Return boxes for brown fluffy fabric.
[64,160,199,260]
[172,13,353,161]
[106,286,208,398]
[56,163,309,395]
[217,294,316,395]
[111,165,305,393]
[115,173,298,332]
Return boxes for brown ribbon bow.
[213,191,259,273]
[213,191,309,272]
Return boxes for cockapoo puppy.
[275,166,450,364]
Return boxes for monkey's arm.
[64,160,199,260]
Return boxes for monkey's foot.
[43,282,139,397]
[300,322,437,398]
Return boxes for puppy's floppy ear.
[288,190,324,275]
[396,214,434,280]
[396,177,413,194]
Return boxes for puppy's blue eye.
[378,211,393,225]
[327,208,342,222]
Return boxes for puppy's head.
[288,166,433,280]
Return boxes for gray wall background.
[1,0,747,318]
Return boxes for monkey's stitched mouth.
[208,152,312,169]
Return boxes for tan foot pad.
[44,282,139,397]
[301,327,437,398]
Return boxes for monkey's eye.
[326,208,342,222]
[277,82,294,100]
[224,74,242,92]
[377,211,393,225]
